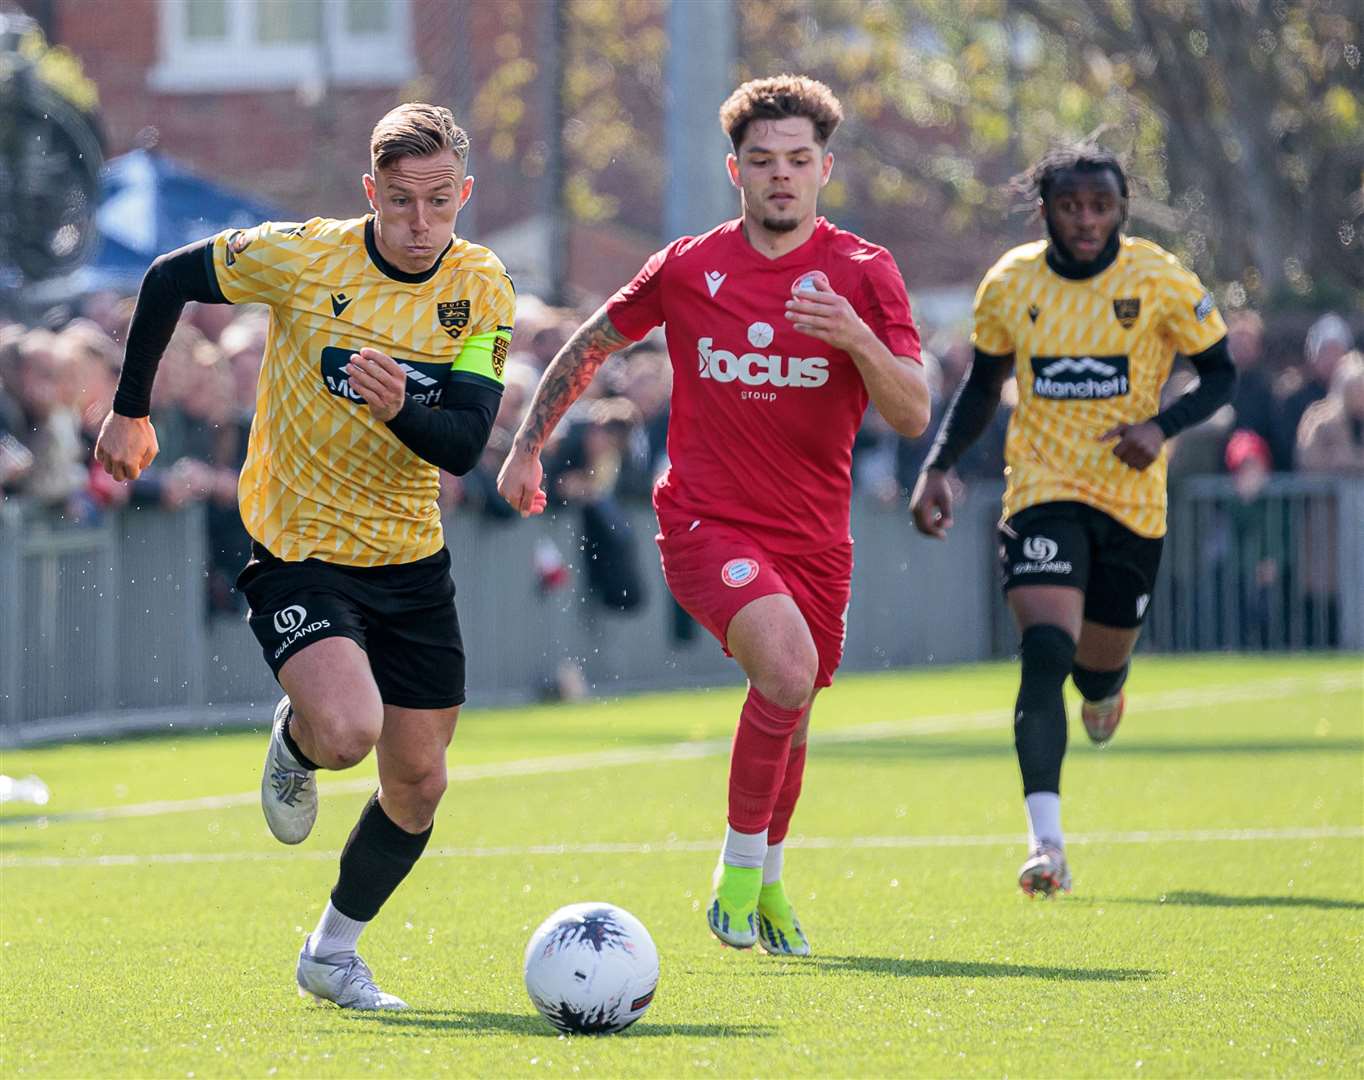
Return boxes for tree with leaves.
[467,0,1360,308]
[738,0,1362,307]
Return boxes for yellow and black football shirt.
[973,236,1227,538]
[209,216,514,567]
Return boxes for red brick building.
[23,0,658,304]
[23,0,979,318]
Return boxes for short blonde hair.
[370,103,469,173]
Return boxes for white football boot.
[296,947,408,1010]
[1018,842,1072,897]
[260,696,317,844]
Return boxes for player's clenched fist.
[910,468,955,539]
[94,412,159,482]
[344,347,408,422]
[1100,420,1165,471]
[783,271,871,353]
[496,445,550,518]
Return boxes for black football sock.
[1015,625,1076,795]
[330,793,432,922]
[1072,662,1129,703]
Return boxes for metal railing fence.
[0,490,1001,736]
[2,475,1360,740]
[984,475,1364,657]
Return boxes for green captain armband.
[450,327,511,390]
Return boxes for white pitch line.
[1,825,1360,870]
[3,673,1359,827]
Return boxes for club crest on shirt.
[1112,298,1141,329]
[721,558,760,588]
[491,334,509,378]
[437,299,471,338]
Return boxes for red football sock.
[766,739,808,845]
[728,688,805,833]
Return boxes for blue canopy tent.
[83,148,286,292]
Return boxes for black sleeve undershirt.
[1152,336,1236,439]
[113,238,226,418]
[923,348,1015,472]
[384,379,502,477]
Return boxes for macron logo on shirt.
[704,270,727,297]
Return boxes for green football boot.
[707,863,760,948]
[756,879,811,956]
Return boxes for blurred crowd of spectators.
[1161,309,1363,483]
[2,286,1360,622]
[0,293,262,610]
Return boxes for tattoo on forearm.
[517,306,630,451]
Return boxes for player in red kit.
[499,76,929,954]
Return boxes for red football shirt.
[606,217,921,553]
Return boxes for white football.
[523,902,659,1034]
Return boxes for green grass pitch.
[2,654,1361,1077]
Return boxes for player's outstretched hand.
[784,272,870,353]
[497,445,549,517]
[345,347,407,422]
[94,412,159,482]
[909,468,955,539]
[1101,420,1164,471]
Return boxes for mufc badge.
[491,334,509,378]
[1112,297,1141,329]
[437,299,471,339]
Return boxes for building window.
[185,0,229,40]
[256,0,324,44]
[150,0,415,93]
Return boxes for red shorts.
[656,513,853,689]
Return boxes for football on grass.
[524,902,659,1034]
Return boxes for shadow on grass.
[1105,890,1364,911]
[814,738,1364,761]
[802,955,1157,982]
[347,1009,774,1038]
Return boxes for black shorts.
[236,542,465,709]
[998,501,1163,629]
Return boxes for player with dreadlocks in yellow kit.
[910,143,1235,897]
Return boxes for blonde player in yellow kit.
[910,145,1235,897]
[95,104,524,1009]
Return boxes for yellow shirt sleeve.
[971,266,1015,356]
[210,220,315,307]
[1159,261,1227,356]
[450,272,516,389]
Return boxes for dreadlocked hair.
[1011,142,1130,205]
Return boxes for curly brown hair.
[370,103,470,173]
[718,75,843,152]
